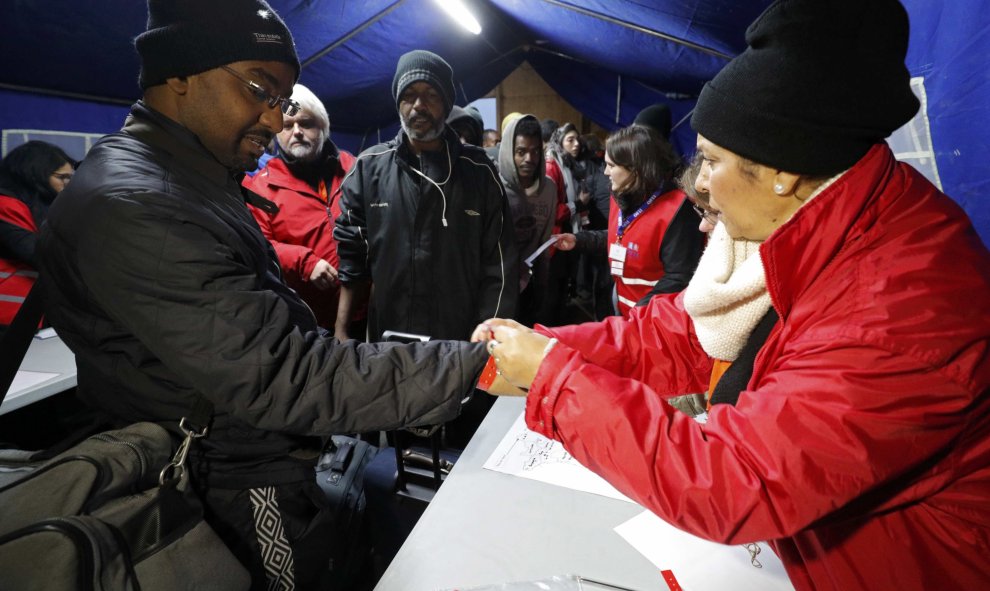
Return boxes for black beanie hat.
[392,50,455,116]
[634,103,673,141]
[464,105,486,130]
[691,0,919,176]
[135,0,300,89]
[447,106,483,140]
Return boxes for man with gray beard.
[334,50,517,345]
[243,83,355,330]
[334,50,517,446]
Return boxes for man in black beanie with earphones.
[334,50,517,446]
[36,2,492,588]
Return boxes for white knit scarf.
[683,224,769,361]
[683,172,843,360]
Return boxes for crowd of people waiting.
[2,0,988,590]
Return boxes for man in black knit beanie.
[37,2,492,589]
[334,49,518,447]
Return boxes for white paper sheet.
[524,235,560,267]
[34,327,58,339]
[482,411,634,503]
[614,511,794,591]
[5,370,59,397]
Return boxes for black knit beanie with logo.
[135,0,300,89]
[691,0,919,176]
[392,50,455,116]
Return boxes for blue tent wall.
[1,0,987,244]
[0,89,128,158]
[901,0,990,246]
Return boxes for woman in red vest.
[557,124,704,317]
[0,141,76,328]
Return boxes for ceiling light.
[434,0,482,35]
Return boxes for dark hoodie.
[498,115,558,291]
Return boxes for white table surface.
[1,335,77,415]
[375,396,662,591]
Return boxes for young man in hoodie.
[499,115,558,326]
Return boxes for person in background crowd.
[578,133,611,232]
[574,132,615,319]
[242,83,355,331]
[498,114,557,326]
[465,105,485,130]
[556,125,703,316]
[581,133,605,161]
[537,123,582,325]
[482,126,501,166]
[447,105,484,147]
[334,49,517,447]
[473,1,990,589]
[0,140,76,328]
[486,112,524,166]
[482,128,500,148]
[540,118,559,147]
[500,112,522,136]
[547,123,594,235]
[37,2,489,588]
[633,103,673,146]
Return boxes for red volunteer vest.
[0,195,39,325]
[607,188,685,316]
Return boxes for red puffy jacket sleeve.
[527,301,982,545]
[536,293,711,394]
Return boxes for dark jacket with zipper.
[37,102,486,485]
[335,126,518,341]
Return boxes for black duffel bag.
[0,420,250,591]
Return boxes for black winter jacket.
[38,103,487,487]
[335,127,518,341]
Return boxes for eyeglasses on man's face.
[220,66,300,116]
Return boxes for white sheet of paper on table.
[34,327,58,339]
[6,370,59,397]
[615,510,795,591]
[482,411,634,503]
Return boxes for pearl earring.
[774,183,785,194]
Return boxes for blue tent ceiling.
[0,0,772,140]
[0,0,987,244]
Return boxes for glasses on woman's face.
[51,172,73,184]
[691,202,719,225]
[220,66,300,116]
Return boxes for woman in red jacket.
[0,141,76,327]
[472,1,990,589]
